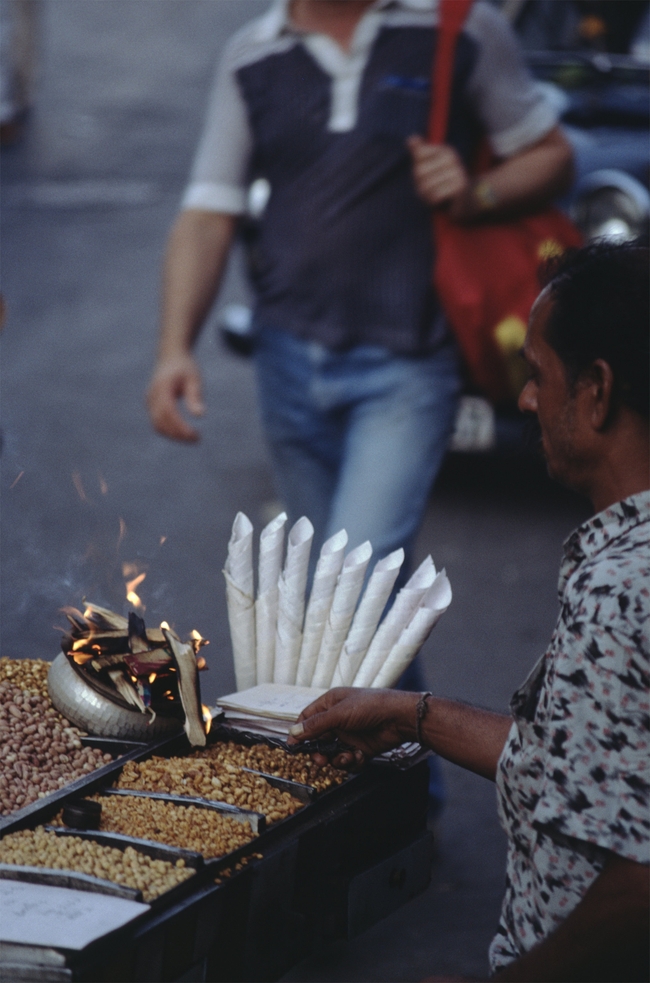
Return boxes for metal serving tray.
[43,826,205,869]
[101,788,267,836]
[0,863,142,901]
[34,826,203,912]
[0,737,161,835]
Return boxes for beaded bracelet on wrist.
[415,691,432,745]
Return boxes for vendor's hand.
[288,687,418,767]
[147,353,205,442]
[407,136,469,208]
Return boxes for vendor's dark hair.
[540,241,649,419]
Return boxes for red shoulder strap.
[428,0,474,144]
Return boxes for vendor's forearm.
[158,209,236,361]
[451,127,574,223]
[415,697,512,781]
[492,853,649,982]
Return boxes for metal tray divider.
[100,789,266,835]
[0,863,143,902]
[239,767,317,804]
[43,826,205,868]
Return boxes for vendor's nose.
[518,379,537,414]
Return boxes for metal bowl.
[47,653,183,741]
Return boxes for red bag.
[429,0,582,404]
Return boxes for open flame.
[202,704,212,734]
[189,629,209,657]
[122,563,146,609]
[126,574,146,608]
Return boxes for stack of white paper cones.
[273,516,314,684]
[372,572,452,688]
[223,512,257,692]
[331,547,404,686]
[255,512,287,684]
[311,541,373,688]
[295,529,348,686]
[223,513,451,691]
[352,556,437,687]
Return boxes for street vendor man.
[289,243,650,982]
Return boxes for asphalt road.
[0,3,589,979]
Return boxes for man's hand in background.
[408,136,470,208]
[147,352,205,442]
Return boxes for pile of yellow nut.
[79,794,256,859]
[116,756,303,823]
[197,742,347,792]
[0,658,51,699]
[0,827,194,902]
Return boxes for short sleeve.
[464,2,559,158]
[531,587,650,863]
[181,42,253,214]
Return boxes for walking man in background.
[147,0,573,571]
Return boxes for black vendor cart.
[0,729,433,983]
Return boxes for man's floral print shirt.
[489,492,650,972]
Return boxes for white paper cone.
[255,512,287,684]
[331,547,404,687]
[352,555,436,687]
[295,529,348,686]
[273,516,314,684]
[311,541,373,688]
[371,572,452,688]
[223,512,256,691]
[258,512,288,594]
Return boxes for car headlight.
[572,169,650,243]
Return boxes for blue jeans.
[254,326,461,572]
[255,327,459,811]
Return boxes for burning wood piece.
[163,628,207,747]
[128,611,149,655]
[108,669,148,713]
[82,603,129,632]
[124,649,173,676]
[189,629,209,655]
[68,631,136,658]
[59,603,208,742]
[63,608,90,633]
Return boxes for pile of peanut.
[116,756,303,823]
[0,827,194,902]
[197,741,347,792]
[79,794,256,859]
[0,679,112,817]
[0,658,51,700]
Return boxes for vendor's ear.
[584,358,615,431]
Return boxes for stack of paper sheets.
[223,512,452,692]
[216,683,326,738]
